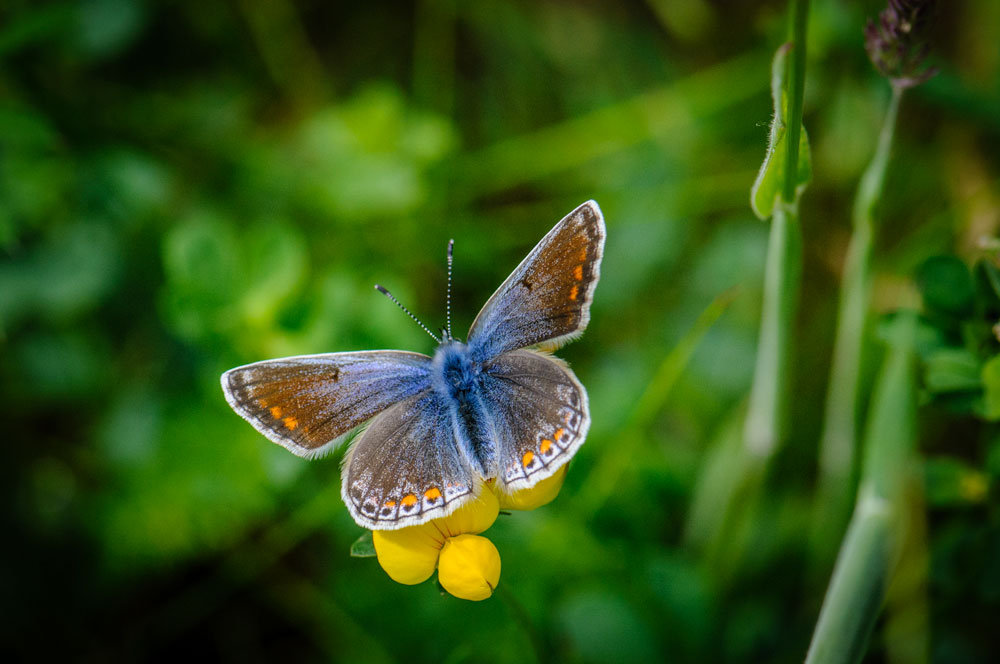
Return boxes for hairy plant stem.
[743,0,809,456]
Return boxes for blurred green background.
[2,0,999,661]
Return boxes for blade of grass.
[815,85,904,547]
[578,287,739,516]
[805,312,919,664]
[443,51,768,199]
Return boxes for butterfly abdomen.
[431,341,498,479]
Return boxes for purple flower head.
[864,0,939,89]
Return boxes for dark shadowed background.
[2,0,999,662]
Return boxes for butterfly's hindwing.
[342,390,476,530]
[221,351,432,459]
[468,201,605,361]
[477,349,590,493]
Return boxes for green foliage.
[350,532,376,558]
[750,44,813,220]
[1,0,999,662]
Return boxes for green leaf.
[750,44,812,220]
[350,531,376,558]
[924,348,982,394]
[980,354,1000,420]
[925,457,989,506]
[917,255,975,317]
[238,220,308,326]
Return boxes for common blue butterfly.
[221,201,605,529]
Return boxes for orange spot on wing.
[283,416,299,430]
[522,451,536,467]
[554,428,565,441]
[384,500,396,508]
[540,439,553,454]
[270,406,283,419]
[569,284,579,301]
[424,487,442,500]
[573,265,584,281]
[401,494,418,507]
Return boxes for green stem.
[743,0,809,456]
[782,0,809,205]
[744,205,803,456]
[816,86,904,520]
[806,312,918,664]
[805,490,895,664]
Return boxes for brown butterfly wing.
[221,351,431,458]
[467,201,606,360]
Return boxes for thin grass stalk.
[581,288,736,515]
[781,0,809,204]
[816,86,904,537]
[805,312,918,664]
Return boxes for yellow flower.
[494,465,568,511]
[370,468,568,600]
[371,489,500,592]
[438,534,501,601]
[370,523,441,585]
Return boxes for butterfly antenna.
[445,239,454,341]
[374,284,441,343]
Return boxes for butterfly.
[221,201,605,530]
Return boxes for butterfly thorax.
[432,341,479,396]
[430,341,497,478]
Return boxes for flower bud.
[864,0,938,89]
[437,534,501,601]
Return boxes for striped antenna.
[445,239,454,341]
[374,284,440,343]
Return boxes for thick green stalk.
[743,0,809,456]
[744,205,803,456]
[805,313,918,664]
[805,491,895,664]
[816,86,904,526]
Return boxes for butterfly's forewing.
[467,200,605,361]
[342,390,476,529]
[477,349,590,493]
[221,351,432,459]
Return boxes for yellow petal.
[435,488,500,537]
[496,465,568,511]
[437,534,501,601]
[372,523,443,585]
[371,488,499,586]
